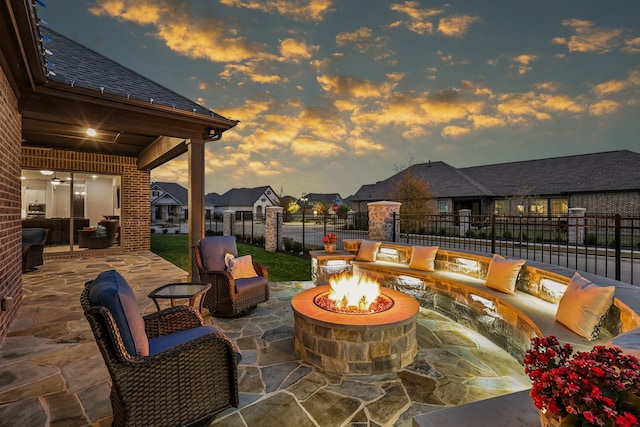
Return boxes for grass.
[150,233,312,282]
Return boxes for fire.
[328,273,381,311]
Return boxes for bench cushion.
[356,240,382,261]
[149,324,242,363]
[485,254,525,294]
[88,270,149,356]
[408,246,438,272]
[556,272,615,341]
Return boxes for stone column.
[458,209,472,237]
[568,207,586,244]
[265,206,283,252]
[223,210,235,236]
[368,201,401,241]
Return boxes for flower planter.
[324,243,336,253]
[539,410,562,427]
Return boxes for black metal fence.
[394,213,640,286]
[218,211,640,285]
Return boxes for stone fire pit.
[291,285,419,375]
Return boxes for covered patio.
[0,256,530,426]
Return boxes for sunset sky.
[38,1,640,199]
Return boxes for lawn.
[150,233,312,282]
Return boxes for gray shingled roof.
[460,150,640,196]
[215,186,277,206]
[152,182,188,205]
[41,26,225,119]
[351,161,494,201]
[351,150,640,201]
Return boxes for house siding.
[0,66,23,342]
[22,148,151,252]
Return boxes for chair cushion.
[606,328,640,359]
[148,324,242,363]
[235,276,268,294]
[408,246,439,272]
[556,272,615,341]
[484,254,526,294]
[200,236,238,271]
[22,228,45,244]
[88,270,149,356]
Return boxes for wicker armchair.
[81,270,239,427]
[22,227,48,272]
[193,235,269,317]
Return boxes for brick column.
[265,206,283,252]
[223,210,235,236]
[368,201,401,241]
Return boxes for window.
[438,201,448,213]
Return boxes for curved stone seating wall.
[343,240,640,362]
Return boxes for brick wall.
[570,192,640,216]
[0,66,23,342]
[21,149,151,252]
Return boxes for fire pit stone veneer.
[291,285,419,375]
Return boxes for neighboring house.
[151,182,189,223]
[211,186,280,219]
[1,1,237,341]
[350,151,640,217]
[298,193,343,214]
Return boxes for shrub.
[162,228,168,234]
[585,233,598,245]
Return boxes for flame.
[328,273,381,311]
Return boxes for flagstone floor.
[0,252,531,427]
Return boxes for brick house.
[0,1,237,341]
[350,151,640,218]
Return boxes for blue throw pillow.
[199,235,238,271]
[88,270,149,356]
[22,228,44,244]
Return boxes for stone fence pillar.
[368,201,401,241]
[458,209,472,237]
[223,210,235,236]
[568,207,586,244]
[265,206,283,252]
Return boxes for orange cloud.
[219,0,335,22]
[438,15,480,37]
[553,19,624,53]
[317,75,393,98]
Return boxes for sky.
[37,1,640,199]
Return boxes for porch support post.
[187,138,206,281]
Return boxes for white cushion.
[356,240,382,262]
[408,246,439,272]
[224,253,258,279]
[556,272,615,341]
[484,254,525,294]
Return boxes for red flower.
[323,233,337,244]
[525,335,640,426]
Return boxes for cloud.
[279,38,318,61]
[441,125,471,137]
[623,37,640,53]
[317,75,394,98]
[90,0,266,62]
[391,2,478,37]
[438,15,480,37]
[553,19,625,53]
[592,68,640,97]
[292,136,345,156]
[218,0,335,22]
[512,54,538,75]
[589,100,621,116]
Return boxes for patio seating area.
[0,253,531,426]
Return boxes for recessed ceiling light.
[86,128,97,137]
[40,170,54,175]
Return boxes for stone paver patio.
[0,252,531,426]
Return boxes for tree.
[387,162,436,233]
